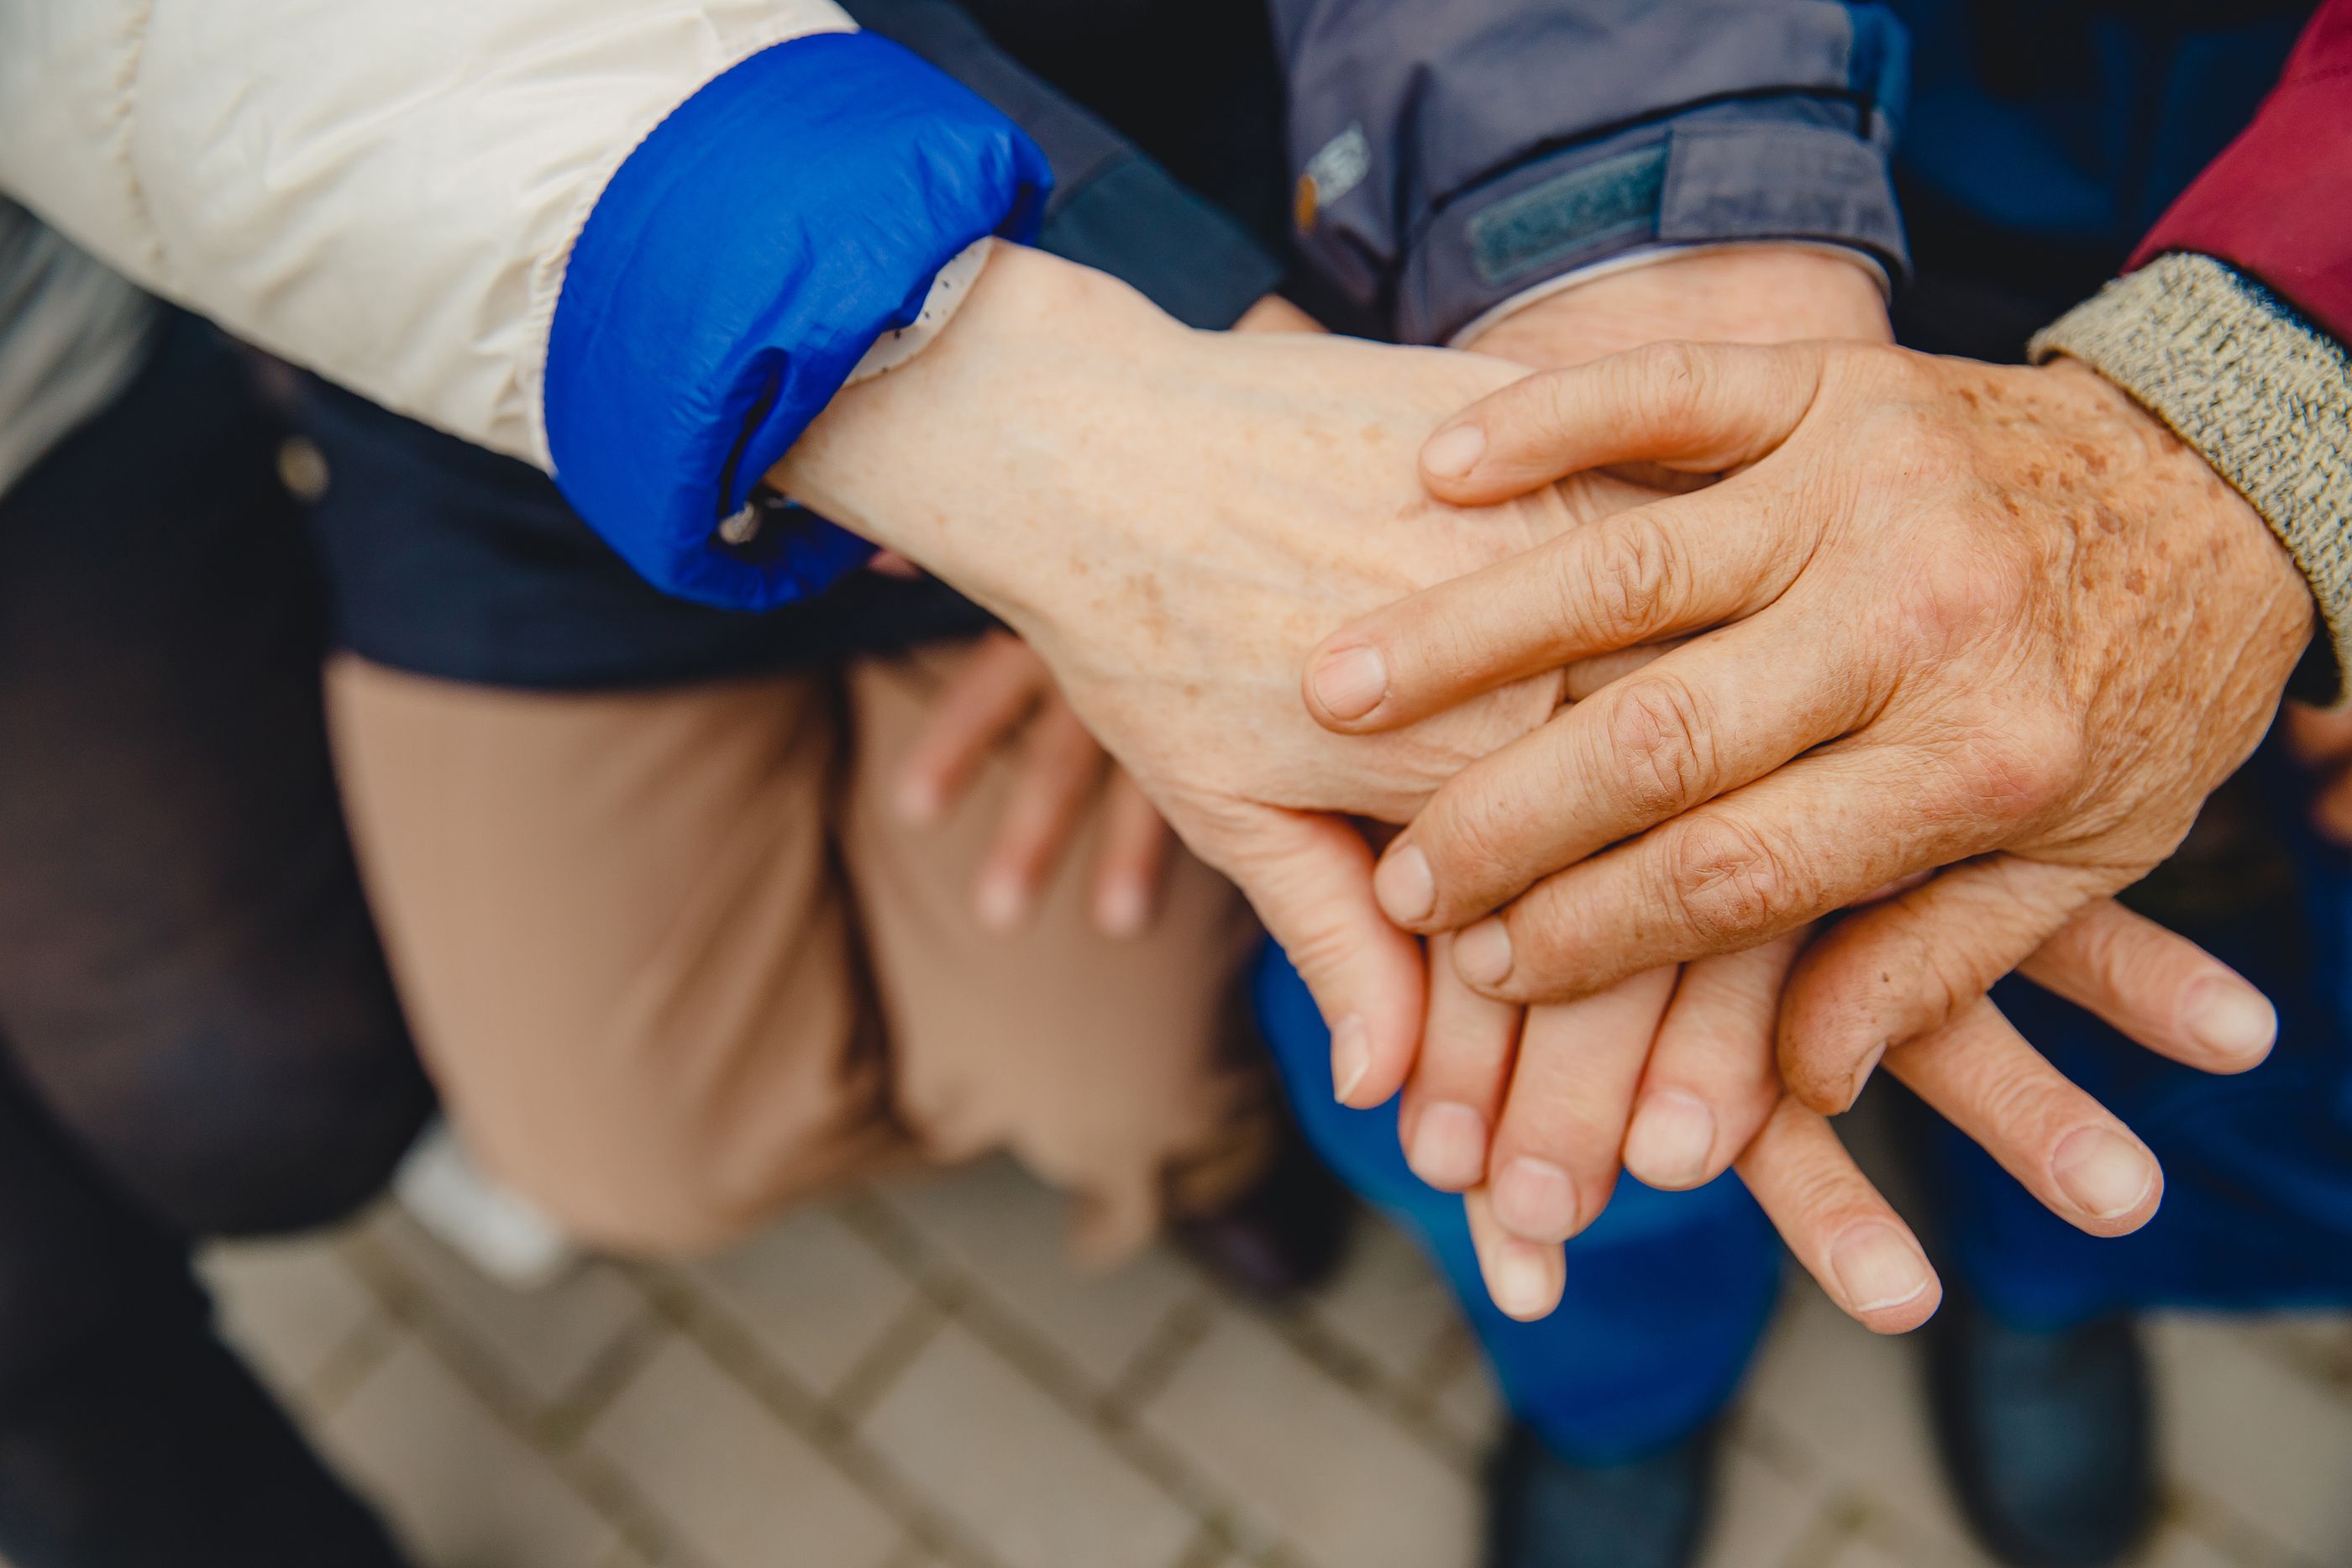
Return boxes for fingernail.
[2051,1126,2156,1220]
[1843,1041,1888,1111]
[1423,423,1487,479]
[1491,1243,1558,1320]
[1375,846,1436,924]
[2181,977,2276,1065]
[1408,1102,1489,1189]
[1311,645,1389,721]
[975,874,1026,933]
[1095,881,1149,940]
[1829,1223,1933,1313]
[1455,920,1514,986]
[1492,1156,1581,1241]
[1331,1015,1372,1104]
[1624,1090,1717,1189]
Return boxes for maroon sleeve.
[2127,0,2352,342]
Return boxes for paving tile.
[1303,1214,1461,1385]
[367,1209,648,1411]
[879,1158,1203,1387]
[863,1321,1194,1568]
[2151,1313,2352,1565]
[688,1206,917,1398]
[318,1335,618,1568]
[2233,1312,2352,1381]
[1738,1285,1994,1567]
[1142,1307,1478,1568]
[1693,1440,1829,1568]
[586,1335,897,1568]
[201,1234,378,1405]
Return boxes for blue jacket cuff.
[544,29,1050,611]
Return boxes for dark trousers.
[0,315,429,1566]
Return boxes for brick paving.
[202,1156,2352,1568]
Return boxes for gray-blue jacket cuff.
[1399,108,1908,346]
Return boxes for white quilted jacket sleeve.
[0,0,853,468]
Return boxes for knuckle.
[1627,341,1711,435]
[1420,780,1530,897]
[1572,514,1685,644]
[1898,537,2033,654]
[1950,721,2080,826]
[1952,1046,2070,1141]
[1779,1040,1859,1115]
[1659,814,1814,949]
[1600,673,1715,820]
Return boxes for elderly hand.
[1308,337,2310,1113]
[1415,573,2276,1333]
[774,244,1664,1099]
[1449,890,2275,1327]
[1399,244,1892,1187]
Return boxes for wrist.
[769,244,1182,587]
[1465,244,1893,368]
[2040,354,2316,678]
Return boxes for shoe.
[1173,1104,1352,1303]
[1926,1289,2154,1568]
[1486,1419,1720,1568]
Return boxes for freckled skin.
[1353,338,2313,1102]
[779,245,1657,850]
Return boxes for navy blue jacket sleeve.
[846,0,1284,329]
[1271,0,1912,343]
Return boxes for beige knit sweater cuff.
[2031,251,2352,704]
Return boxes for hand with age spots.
[1342,268,2290,1327]
[1309,338,2309,1128]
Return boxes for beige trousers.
[324,647,1266,1261]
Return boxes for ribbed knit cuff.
[2031,252,2352,704]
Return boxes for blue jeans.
[1252,953,1781,1463]
[1252,806,2352,1457]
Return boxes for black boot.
[1485,1419,1720,1568]
[1926,1288,2154,1568]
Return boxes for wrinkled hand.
[1438,892,2275,1328]
[1409,578,2275,1334]
[1310,338,2310,1113]
[774,244,1655,1094]
[896,629,1173,939]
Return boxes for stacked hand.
[1332,252,2296,1324]
[776,244,1656,1095]
[774,242,2299,1335]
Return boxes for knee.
[449,1033,896,1262]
